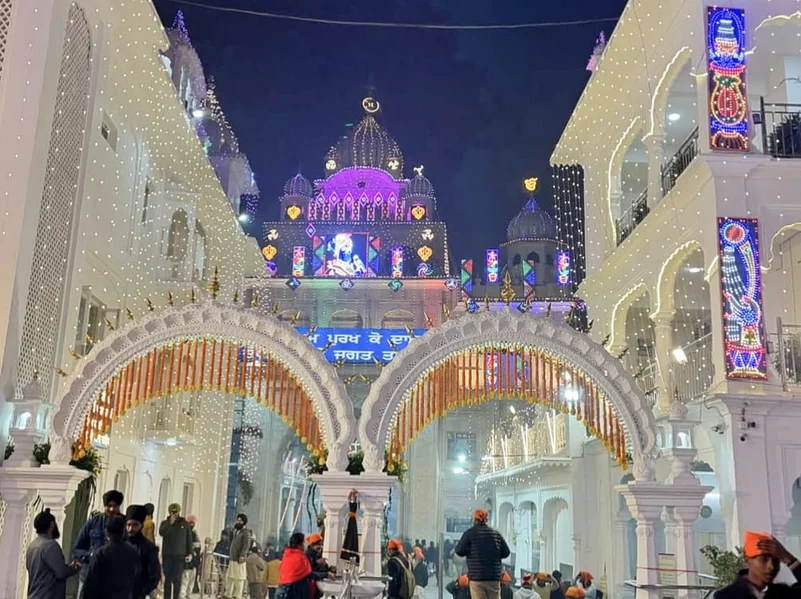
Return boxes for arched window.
[512,254,522,266]
[157,477,172,523]
[381,309,415,329]
[193,220,207,281]
[330,309,363,329]
[167,210,189,260]
[527,252,541,264]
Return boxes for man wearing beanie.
[455,509,511,599]
[72,488,124,598]
[226,513,251,599]
[715,532,801,598]
[125,504,161,599]
[81,514,139,599]
[159,503,193,599]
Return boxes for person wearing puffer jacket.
[454,509,510,599]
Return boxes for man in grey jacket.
[225,513,251,599]
[26,508,81,599]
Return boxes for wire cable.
[161,0,620,30]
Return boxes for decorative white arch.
[50,301,355,469]
[653,240,705,316]
[358,310,658,480]
[607,117,644,244]
[608,282,651,351]
[646,47,692,138]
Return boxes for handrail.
[616,188,649,246]
[661,127,699,198]
[759,98,801,158]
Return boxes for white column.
[619,482,668,599]
[650,312,675,413]
[614,514,631,592]
[662,507,677,555]
[673,506,701,599]
[643,135,666,207]
[0,488,37,599]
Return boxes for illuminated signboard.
[717,218,767,379]
[292,246,305,278]
[243,328,427,364]
[556,250,571,286]
[486,249,500,284]
[707,6,749,151]
[325,232,369,277]
[461,259,473,295]
[391,247,404,278]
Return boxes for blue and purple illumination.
[717,218,766,379]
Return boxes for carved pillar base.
[618,482,667,599]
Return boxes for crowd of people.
[23,486,801,599]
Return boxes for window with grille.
[0,1,12,84]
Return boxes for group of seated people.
[447,570,598,599]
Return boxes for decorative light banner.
[292,246,305,277]
[391,247,404,278]
[556,250,571,286]
[486,249,500,284]
[707,6,749,151]
[460,259,473,295]
[717,218,767,379]
[298,328,426,364]
[522,260,536,297]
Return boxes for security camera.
[740,434,747,442]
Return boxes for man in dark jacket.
[26,508,81,599]
[454,509,510,599]
[386,539,412,599]
[72,488,124,598]
[125,505,161,599]
[159,503,193,599]
[715,532,801,599]
[82,515,139,599]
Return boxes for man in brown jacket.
[246,546,267,598]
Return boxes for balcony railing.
[634,360,660,411]
[661,127,699,198]
[771,317,801,390]
[672,332,715,403]
[615,188,649,246]
[758,98,801,158]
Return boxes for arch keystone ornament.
[50,301,355,469]
[359,309,657,480]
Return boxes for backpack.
[392,556,416,599]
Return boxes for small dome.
[507,197,557,241]
[408,171,435,198]
[283,173,313,198]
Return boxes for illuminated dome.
[326,98,404,177]
[407,169,435,198]
[283,173,313,198]
[507,197,557,241]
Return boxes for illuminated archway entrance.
[359,310,657,478]
[50,302,355,469]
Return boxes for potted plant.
[700,544,745,588]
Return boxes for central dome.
[325,99,404,177]
[507,197,557,241]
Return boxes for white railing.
[635,360,660,410]
[672,333,715,403]
[772,317,801,390]
[144,395,196,436]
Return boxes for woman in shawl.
[340,490,360,565]
[277,533,312,599]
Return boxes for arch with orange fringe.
[50,302,354,469]
[359,310,657,480]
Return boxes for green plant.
[769,113,801,158]
[34,441,51,465]
[700,545,745,588]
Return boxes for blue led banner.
[242,328,427,364]
[717,218,767,379]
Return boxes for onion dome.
[407,166,435,198]
[283,173,313,198]
[331,98,404,176]
[507,197,557,241]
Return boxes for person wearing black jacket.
[454,509,510,599]
[159,503,193,599]
[715,533,801,599]
[386,539,411,599]
[125,505,161,599]
[82,515,139,599]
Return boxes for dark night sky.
[152,0,627,264]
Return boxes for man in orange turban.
[714,532,801,598]
[386,539,412,599]
[454,507,511,599]
[533,571,558,599]
[446,575,471,599]
[305,532,334,599]
[573,572,596,599]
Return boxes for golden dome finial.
[524,177,539,193]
